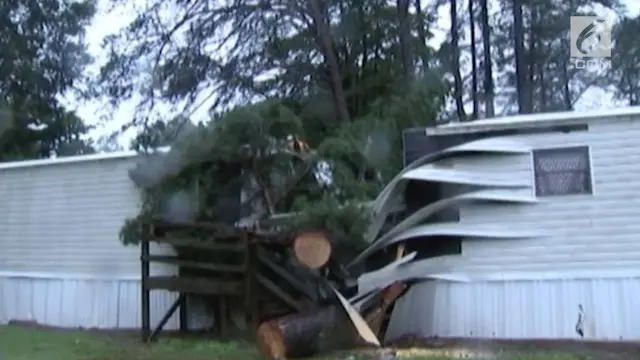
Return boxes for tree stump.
[292,231,332,269]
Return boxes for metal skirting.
[386,275,640,341]
[0,274,214,329]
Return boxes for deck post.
[179,289,189,332]
[140,222,151,342]
[244,233,259,330]
[149,296,182,342]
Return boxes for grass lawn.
[0,325,260,360]
[0,325,594,360]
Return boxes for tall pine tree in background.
[438,0,633,117]
[0,0,97,161]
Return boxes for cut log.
[292,231,332,269]
[257,306,353,360]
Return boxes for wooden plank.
[150,217,288,243]
[179,294,188,332]
[256,274,304,312]
[149,296,181,342]
[245,239,260,330]
[219,296,228,335]
[143,255,245,272]
[256,247,317,303]
[144,276,243,295]
[151,217,239,238]
[153,237,246,252]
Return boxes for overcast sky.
[66,0,639,148]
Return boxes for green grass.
[0,326,260,360]
[0,325,590,360]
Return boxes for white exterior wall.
[387,114,640,341]
[0,154,213,329]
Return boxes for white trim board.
[0,147,170,171]
[426,268,640,283]
[0,271,141,281]
[426,105,640,136]
[4,268,640,284]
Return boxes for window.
[533,146,593,197]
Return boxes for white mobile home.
[372,106,640,341]
[0,151,212,329]
[4,106,640,338]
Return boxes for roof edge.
[424,105,640,135]
[0,146,170,171]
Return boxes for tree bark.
[450,0,466,121]
[479,0,494,117]
[257,306,353,359]
[307,0,351,123]
[468,0,479,120]
[257,282,409,359]
[357,282,407,343]
[512,0,530,114]
[397,0,412,81]
[414,0,429,70]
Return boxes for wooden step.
[153,237,246,252]
[144,276,243,295]
[143,255,246,272]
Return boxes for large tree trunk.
[450,0,466,121]
[468,0,479,120]
[257,306,353,359]
[414,0,429,70]
[397,0,412,81]
[479,0,494,117]
[512,0,530,114]
[256,283,407,359]
[527,6,537,112]
[307,0,351,124]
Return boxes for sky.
[65,0,639,149]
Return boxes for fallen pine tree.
[257,282,407,360]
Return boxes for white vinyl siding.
[0,157,142,276]
[443,116,640,274]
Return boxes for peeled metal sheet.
[365,188,537,251]
[357,255,461,295]
[406,137,532,171]
[371,166,530,230]
[349,253,417,307]
[353,222,545,267]
[398,167,529,187]
[365,176,531,245]
[374,137,532,213]
[367,139,531,243]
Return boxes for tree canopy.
[96,0,640,260]
[0,0,98,161]
[101,0,447,253]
